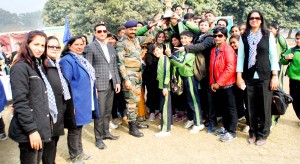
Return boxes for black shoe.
[103,134,119,140]
[129,121,144,137]
[95,140,107,150]
[136,122,149,129]
[0,133,7,141]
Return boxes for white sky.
[0,0,48,14]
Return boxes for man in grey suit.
[85,22,121,150]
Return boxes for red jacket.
[209,43,237,86]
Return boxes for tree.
[42,0,163,35]
[0,9,21,32]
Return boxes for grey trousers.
[67,126,83,159]
[94,80,114,141]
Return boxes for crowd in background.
[0,4,300,164]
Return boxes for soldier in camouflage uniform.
[116,20,147,137]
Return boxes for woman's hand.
[165,44,171,56]
[270,76,279,90]
[29,131,42,150]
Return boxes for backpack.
[271,88,293,115]
[171,66,184,95]
[194,52,207,81]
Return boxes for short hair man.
[85,22,121,150]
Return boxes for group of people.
[0,5,300,164]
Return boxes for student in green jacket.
[153,44,172,137]
[166,30,205,133]
[280,31,300,125]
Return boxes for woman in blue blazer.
[59,36,99,163]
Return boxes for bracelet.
[272,74,278,76]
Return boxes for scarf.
[47,57,71,100]
[247,29,263,68]
[36,60,58,123]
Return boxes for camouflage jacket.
[116,35,143,81]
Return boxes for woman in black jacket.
[42,36,71,164]
[9,30,53,163]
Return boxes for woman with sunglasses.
[209,27,238,142]
[59,36,99,163]
[41,36,72,164]
[9,30,52,163]
[236,9,279,146]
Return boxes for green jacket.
[280,46,300,81]
[169,51,195,77]
[169,20,200,35]
[157,55,171,90]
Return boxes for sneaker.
[242,125,250,133]
[155,131,170,137]
[109,121,118,129]
[70,156,84,164]
[184,120,194,129]
[220,132,237,142]
[207,125,216,133]
[189,124,205,133]
[149,113,155,121]
[0,133,7,141]
[255,138,266,146]
[215,127,227,136]
[175,115,187,122]
[79,153,91,160]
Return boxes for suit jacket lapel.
[94,41,109,63]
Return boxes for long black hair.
[243,9,268,37]
[270,23,280,37]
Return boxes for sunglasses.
[249,17,261,21]
[213,34,224,38]
[96,30,108,34]
[48,45,61,50]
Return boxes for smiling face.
[229,37,239,51]
[199,21,210,33]
[156,33,165,44]
[153,46,163,58]
[249,12,262,29]
[28,35,46,58]
[172,37,180,47]
[95,25,107,42]
[125,27,137,38]
[47,38,61,60]
[180,35,193,46]
[68,38,84,55]
[213,32,226,45]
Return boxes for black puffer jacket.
[9,61,52,143]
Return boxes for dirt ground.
[1,76,300,164]
[0,38,299,164]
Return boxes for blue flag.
[63,16,71,45]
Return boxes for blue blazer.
[59,53,99,126]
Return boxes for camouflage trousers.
[123,71,142,121]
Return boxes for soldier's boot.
[136,122,149,129]
[128,121,144,137]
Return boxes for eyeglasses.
[48,45,61,50]
[213,34,224,38]
[96,30,108,34]
[249,17,261,21]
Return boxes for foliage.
[42,0,163,35]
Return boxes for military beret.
[124,20,138,28]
